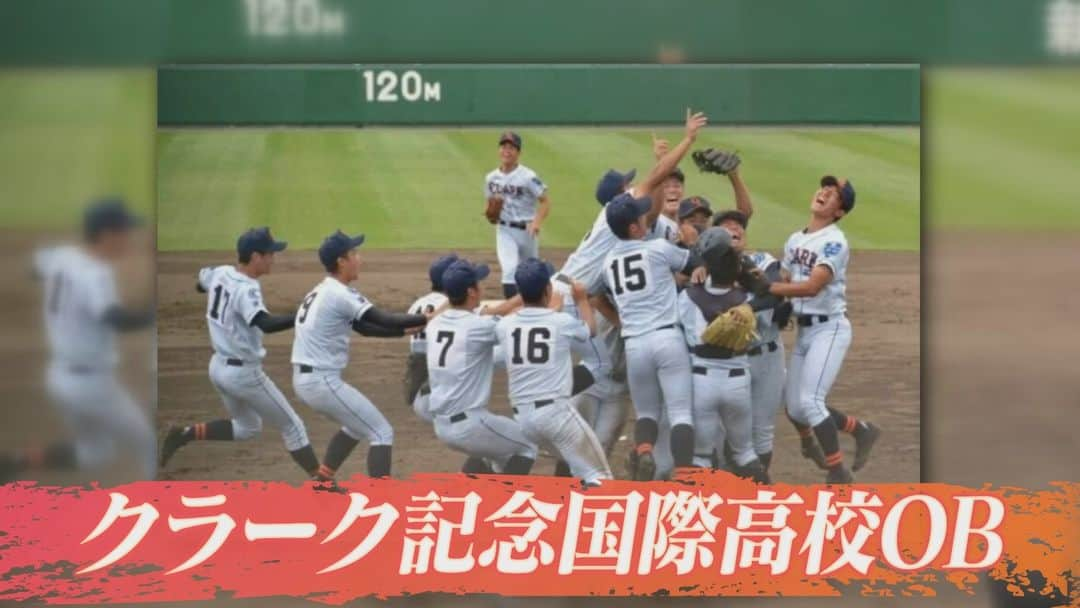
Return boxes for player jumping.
[160,227,321,479]
[291,230,428,480]
[751,176,882,483]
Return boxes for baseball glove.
[692,148,741,175]
[484,196,504,224]
[701,303,758,352]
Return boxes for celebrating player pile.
[157,108,885,487]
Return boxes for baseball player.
[291,230,428,480]
[675,196,714,248]
[425,259,537,474]
[601,193,703,480]
[0,199,156,483]
[159,228,321,479]
[677,228,769,483]
[496,258,612,486]
[403,254,458,423]
[484,131,551,299]
[713,209,791,473]
[752,176,882,483]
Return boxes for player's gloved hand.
[484,196,504,224]
[692,148,741,176]
[700,303,758,351]
[736,257,772,296]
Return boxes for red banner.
[0,472,1075,604]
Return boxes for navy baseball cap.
[605,191,653,238]
[428,253,460,291]
[712,209,749,229]
[498,131,522,150]
[595,168,636,205]
[668,167,686,183]
[318,230,365,271]
[442,259,490,299]
[83,197,142,240]
[821,175,856,213]
[514,257,553,301]
[237,227,287,259]
[677,196,713,220]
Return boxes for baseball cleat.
[801,439,829,470]
[159,426,190,467]
[825,466,854,484]
[852,422,882,472]
[625,449,639,480]
[634,450,656,482]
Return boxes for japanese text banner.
[0,472,1075,604]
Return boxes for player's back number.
[510,326,551,365]
[608,253,647,296]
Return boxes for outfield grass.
[0,70,154,228]
[157,127,920,252]
[926,68,1080,229]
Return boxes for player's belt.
[692,366,746,378]
[512,399,554,414]
[298,364,314,373]
[627,324,676,339]
[747,341,779,357]
[797,314,837,327]
[449,412,468,423]
[499,220,528,230]
[226,358,245,367]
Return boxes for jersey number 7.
[435,330,455,367]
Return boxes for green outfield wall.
[158,65,920,126]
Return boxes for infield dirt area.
[156,248,919,484]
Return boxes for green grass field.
[157,127,920,252]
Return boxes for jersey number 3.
[297,292,318,324]
[608,253,647,296]
[510,327,551,364]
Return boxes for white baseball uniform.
[34,245,156,479]
[602,238,693,427]
[405,291,448,422]
[425,309,537,465]
[291,277,393,446]
[677,285,755,468]
[197,266,308,450]
[744,252,787,457]
[782,225,852,427]
[649,214,680,243]
[485,164,546,284]
[495,308,611,484]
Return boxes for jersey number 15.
[608,253,647,296]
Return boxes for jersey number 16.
[510,327,551,364]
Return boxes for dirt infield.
[156,248,919,484]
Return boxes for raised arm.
[728,168,754,220]
[638,109,708,224]
[571,280,597,337]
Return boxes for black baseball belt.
[692,366,746,378]
[512,399,554,414]
[797,314,844,327]
[499,220,527,230]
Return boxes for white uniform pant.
[433,408,537,467]
[748,342,786,456]
[786,316,852,427]
[514,398,611,484]
[496,223,539,285]
[209,355,309,450]
[623,327,693,427]
[46,362,156,480]
[691,364,754,468]
[293,368,393,445]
